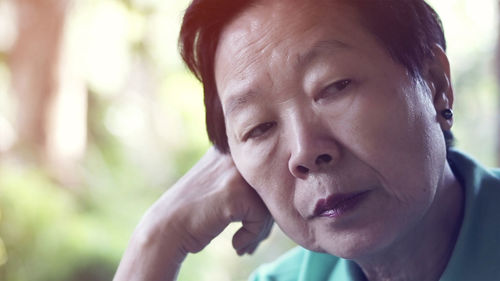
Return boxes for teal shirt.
[250,150,500,281]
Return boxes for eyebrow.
[297,39,351,68]
[224,90,257,118]
[222,40,351,118]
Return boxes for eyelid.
[243,121,276,141]
[314,79,352,102]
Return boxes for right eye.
[315,79,352,102]
[244,122,276,140]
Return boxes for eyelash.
[244,122,276,141]
[315,79,352,101]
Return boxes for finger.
[233,217,273,249]
[246,241,260,255]
[246,216,273,255]
[232,226,258,254]
[241,233,267,255]
[257,215,274,240]
[232,216,274,255]
[236,240,258,256]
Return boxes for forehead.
[214,0,386,116]
[215,0,366,70]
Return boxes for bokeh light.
[0,0,498,280]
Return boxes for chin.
[316,227,396,260]
[323,243,375,260]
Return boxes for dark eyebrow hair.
[223,90,257,118]
[297,39,351,68]
[222,40,350,119]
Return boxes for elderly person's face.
[215,0,452,258]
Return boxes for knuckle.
[222,198,241,222]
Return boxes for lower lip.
[318,191,370,219]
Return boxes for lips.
[313,190,370,218]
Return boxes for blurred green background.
[0,0,498,280]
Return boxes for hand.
[113,147,273,281]
[154,147,273,255]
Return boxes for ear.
[423,44,454,131]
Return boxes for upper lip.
[312,190,370,217]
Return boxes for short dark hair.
[179,0,453,153]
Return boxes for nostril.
[297,165,309,174]
[315,154,332,165]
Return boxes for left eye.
[244,122,276,140]
[315,79,352,101]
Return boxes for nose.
[288,117,341,179]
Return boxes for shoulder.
[249,247,340,281]
[441,149,500,280]
[447,149,500,194]
[447,149,500,229]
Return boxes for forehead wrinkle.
[219,26,277,84]
[219,31,288,120]
[218,1,355,121]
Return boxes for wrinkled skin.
[114,1,463,280]
[215,0,451,256]
[113,148,273,280]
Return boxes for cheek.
[230,139,279,184]
[326,81,443,201]
[230,139,292,206]
[230,141,318,246]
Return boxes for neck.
[355,162,464,281]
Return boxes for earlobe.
[425,44,454,131]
